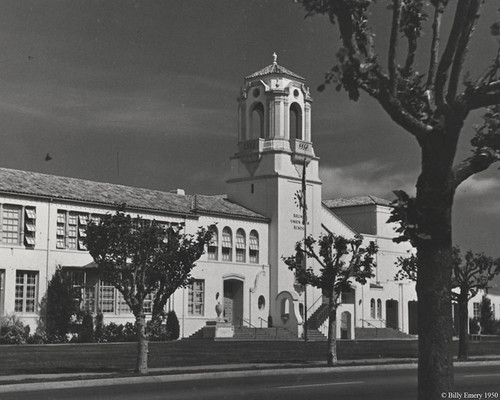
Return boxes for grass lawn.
[1,338,498,375]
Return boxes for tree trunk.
[135,313,149,374]
[326,294,338,367]
[416,137,457,399]
[457,291,469,361]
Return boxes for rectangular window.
[2,205,21,245]
[15,271,38,313]
[235,248,246,263]
[188,279,204,316]
[473,302,480,319]
[99,281,115,313]
[207,231,218,260]
[117,292,131,314]
[56,210,90,251]
[249,232,259,264]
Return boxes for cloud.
[320,160,416,200]
[456,175,500,197]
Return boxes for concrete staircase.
[185,326,298,340]
[355,327,416,339]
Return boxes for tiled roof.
[323,195,392,209]
[0,167,268,221]
[246,62,304,81]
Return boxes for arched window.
[249,230,259,264]
[221,227,233,261]
[289,102,303,140]
[207,226,218,260]
[235,228,246,263]
[251,102,265,139]
[370,298,376,319]
[377,299,382,319]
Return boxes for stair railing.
[257,317,268,328]
[309,304,330,329]
[306,295,324,315]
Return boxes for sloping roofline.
[0,167,268,222]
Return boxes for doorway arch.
[340,311,352,339]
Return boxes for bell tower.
[227,54,322,332]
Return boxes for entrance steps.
[355,327,415,339]
[185,326,298,340]
[303,328,327,341]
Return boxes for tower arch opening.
[250,102,265,139]
[289,102,303,140]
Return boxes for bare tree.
[295,1,500,397]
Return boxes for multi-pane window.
[188,279,204,316]
[2,205,21,244]
[0,204,37,247]
[57,210,93,251]
[99,281,115,313]
[117,292,131,314]
[473,302,481,319]
[207,228,218,260]
[67,213,78,249]
[15,271,38,313]
[235,229,246,263]
[249,230,259,264]
[222,227,232,261]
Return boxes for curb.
[1,359,500,394]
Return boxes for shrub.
[0,314,30,344]
[165,311,180,340]
[39,268,80,339]
[80,311,94,343]
[94,312,104,342]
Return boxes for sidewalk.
[1,355,500,394]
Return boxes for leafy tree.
[166,310,180,341]
[395,247,500,360]
[38,267,80,342]
[295,1,500,396]
[84,210,212,374]
[480,295,496,334]
[284,233,377,366]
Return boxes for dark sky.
[0,1,499,256]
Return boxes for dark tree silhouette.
[295,1,500,397]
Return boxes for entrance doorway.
[386,299,399,329]
[340,311,352,339]
[408,301,418,334]
[223,279,244,325]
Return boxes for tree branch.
[461,80,500,111]
[450,149,500,189]
[447,0,482,104]
[388,0,403,95]
[427,3,445,90]
[435,0,472,108]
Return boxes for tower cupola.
[236,53,315,165]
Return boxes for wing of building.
[1,56,497,339]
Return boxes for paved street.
[2,364,499,400]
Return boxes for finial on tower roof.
[272,52,277,64]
